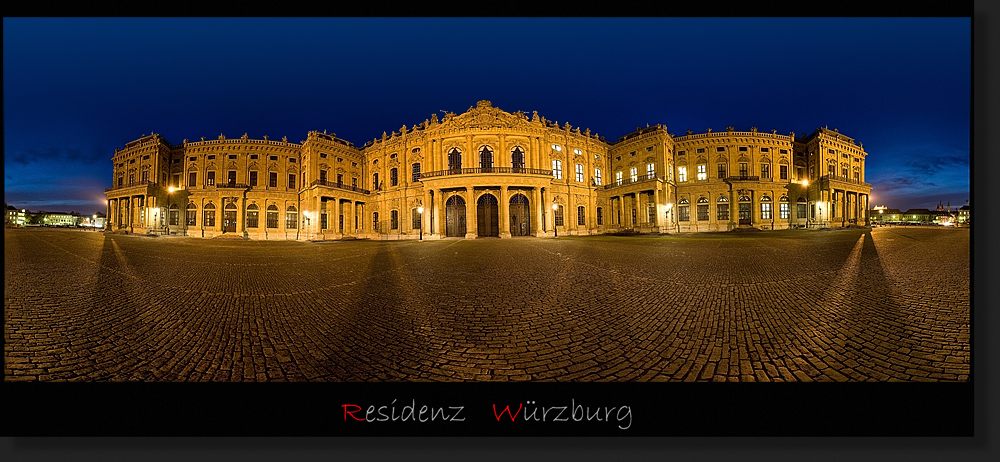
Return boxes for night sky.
[3,17,971,215]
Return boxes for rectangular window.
[761,164,770,179]
[288,174,296,189]
[780,203,790,219]
[186,210,196,226]
[597,207,603,225]
[270,156,278,161]
[228,155,237,160]
[352,177,358,188]
[129,173,135,184]
[646,163,655,177]
[336,173,343,186]
[373,173,379,190]
[554,205,564,226]
[630,167,638,182]
[207,171,215,186]
[267,211,278,228]
[189,156,197,161]
[760,148,769,152]
[697,165,707,181]
[250,154,258,160]
[320,170,328,182]
[739,163,749,177]
[141,171,149,182]
[720,147,728,152]
[761,203,772,220]
[842,167,848,177]
[696,148,705,154]
[228,170,236,185]
[289,158,295,163]
[204,210,215,227]
[286,212,297,229]
[678,166,687,182]
[717,204,730,221]
[390,168,398,186]
[577,206,585,226]
[718,164,726,179]
[780,165,788,180]
[390,210,399,230]
[615,171,623,185]
[247,211,259,228]
[552,160,562,179]
[189,172,196,187]
[169,210,179,226]
[249,171,258,187]
[576,164,584,182]
[269,172,278,187]
[797,203,807,219]
[853,171,860,181]
[594,169,602,185]
[412,163,421,182]
[697,204,709,221]
[678,205,690,221]
[412,208,421,229]
[828,164,836,176]
[172,174,180,188]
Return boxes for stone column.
[434,189,443,235]
[532,187,542,235]
[465,186,477,239]
[500,185,510,238]
[423,189,432,238]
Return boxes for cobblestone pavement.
[4,227,970,382]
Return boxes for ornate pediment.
[442,100,534,131]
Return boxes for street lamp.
[802,179,809,228]
[92,214,97,231]
[552,203,559,237]
[417,206,424,241]
[166,186,175,236]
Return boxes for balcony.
[216,182,251,189]
[105,181,157,193]
[310,179,371,194]
[604,174,663,190]
[820,174,872,187]
[724,175,760,182]
[418,166,553,180]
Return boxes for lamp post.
[165,186,174,236]
[552,203,559,238]
[417,206,424,241]
[802,179,809,229]
[92,214,97,231]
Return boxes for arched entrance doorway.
[224,202,237,233]
[738,195,752,226]
[509,193,530,236]
[477,194,499,237]
[445,195,466,237]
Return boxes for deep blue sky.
[4,17,970,214]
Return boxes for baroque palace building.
[104,101,872,240]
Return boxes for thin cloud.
[8,146,105,166]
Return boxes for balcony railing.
[105,181,157,192]
[216,182,251,189]
[724,175,760,182]
[820,174,871,186]
[604,174,663,189]
[310,179,371,194]
[418,166,553,179]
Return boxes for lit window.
[678,166,687,182]
[761,164,770,179]
[574,148,582,155]
[615,171,623,185]
[696,165,706,181]
[207,171,215,186]
[576,164,584,182]
[647,163,655,177]
[285,206,297,229]
[595,169,602,185]
[552,160,562,179]
[761,201,772,220]
[554,205,564,226]
[630,167,637,182]
[780,202,790,219]
[552,144,562,152]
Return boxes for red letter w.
[493,403,523,421]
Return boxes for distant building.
[6,206,28,227]
[43,212,82,227]
[956,204,970,225]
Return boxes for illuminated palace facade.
[104,101,872,240]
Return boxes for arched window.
[697,197,709,203]
[285,205,298,229]
[479,146,493,169]
[511,147,525,170]
[246,203,259,228]
[760,196,772,219]
[717,196,730,221]
[203,202,216,227]
[168,203,179,226]
[677,198,690,222]
[186,202,197,226]
[266,204,279,228]
[738,195,751,202]
[779,196,790,219]
[448,148,462,171]
[697,197,709,221]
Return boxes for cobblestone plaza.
[4,227,969,382]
